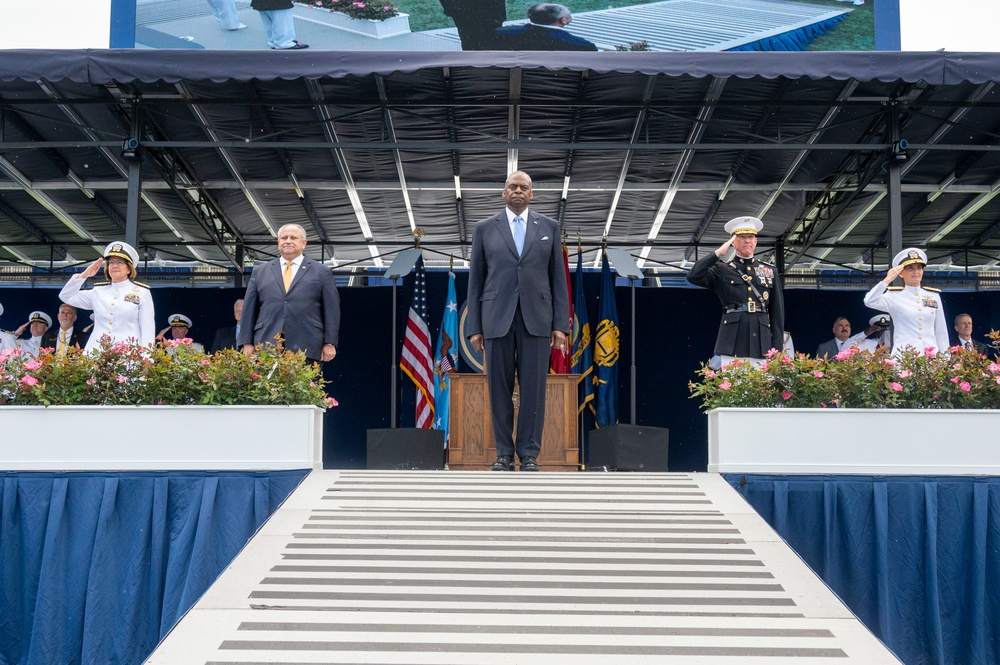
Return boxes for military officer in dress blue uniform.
[13,311,52,358]
[864,247,949,355]
[0,302,18,353]
[59,241,156,353]
[687,216,785,366]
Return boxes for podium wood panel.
[448,373,578,471]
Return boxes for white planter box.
[0,405,323,471]
[708,407,1000,475]
[291,5,410,39]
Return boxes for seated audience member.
[0,302,17,352]
[953,312,989,355]
[14,311,52,358]
[42,303,90,356]
[494,3,599,51]
[157,314,205,353]
[211,299,244,352]
[815,316,855,357]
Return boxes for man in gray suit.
[467,171,570,472]
[238,223,340,365]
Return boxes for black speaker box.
[588,424,669,471]
[366,428,445,470]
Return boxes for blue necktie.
[513,215,525,256]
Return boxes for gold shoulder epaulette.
[0,328,13,335]
[133,281,150,289]
[887,286,903,291]
[924,286,941,293]
[93,281,111,286]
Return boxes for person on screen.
[251,0,308,50]
[206,0,247,31]
[439,0,506,50]
[493,3,598,52]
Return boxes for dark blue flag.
[593,250,619,427]
[571,249,594,414]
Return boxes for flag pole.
[577,230,585,471]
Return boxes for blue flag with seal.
[571,249,594,415]
[433,270,459,446]
[593,250,619,427]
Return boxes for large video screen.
[123,0,896,52]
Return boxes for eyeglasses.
[106,259,129,267]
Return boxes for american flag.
[399,255,436,428]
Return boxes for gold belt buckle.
[747,301,757,313]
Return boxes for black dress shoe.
[491,455,514,471]
[519,456,540,472]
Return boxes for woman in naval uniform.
[59,241,156,352]
[0,302,17,352]
[863,247,949,355]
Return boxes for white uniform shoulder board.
[923,286,941,293]
[133,281,150,289]
[94,281,111,286]
[887,286,903,291]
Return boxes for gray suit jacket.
[237,255,340,360]
[815,338,841,358]
[466,209,569,339]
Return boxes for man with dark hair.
[494,3,598,51]
[439,0,506,50]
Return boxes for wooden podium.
[447,373,579,471]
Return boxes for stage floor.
[145,470,900,664]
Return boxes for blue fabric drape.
[0,470,307,665]
[728,16,847,52]
[727,474,1000,665]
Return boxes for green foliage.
[0,338,337,409]
[690,344,1000,411]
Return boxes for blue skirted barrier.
[0,470,308,665]
[728,15,847,51]
[727,474,1000,665]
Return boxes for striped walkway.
[145,471,900,664]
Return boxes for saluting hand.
[715,236,736,258]
[884,264,905,284]
[80,257,104,279]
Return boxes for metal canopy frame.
[2,50,1000,287]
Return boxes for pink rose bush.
[690,340,1000,410]
[304,0,399,20]
[0,337,336,409]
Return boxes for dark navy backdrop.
[2,278,998,471]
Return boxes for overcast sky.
[0,0,996,51]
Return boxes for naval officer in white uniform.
[0,302,17,353]
[863,247,949,355]
[59,241,156,352]
[14,311,52,358]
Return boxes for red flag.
[400,256,435,428]
[549,243,573,374]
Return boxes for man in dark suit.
[211,299,243,353]
[494,3,598,51]
[238,223,340,365]
[439,0,506,50]
[815,316,853,358]
[467,171,570,472]
[954,313,990,355]
[42,304,89,356]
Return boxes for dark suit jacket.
[42,326,89,351]
[956,338,989,355]
[211,325,238,353]
[467,210,570,340]
[494,24,598,51]
[237,255,340,360]
[815,338,842,358]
